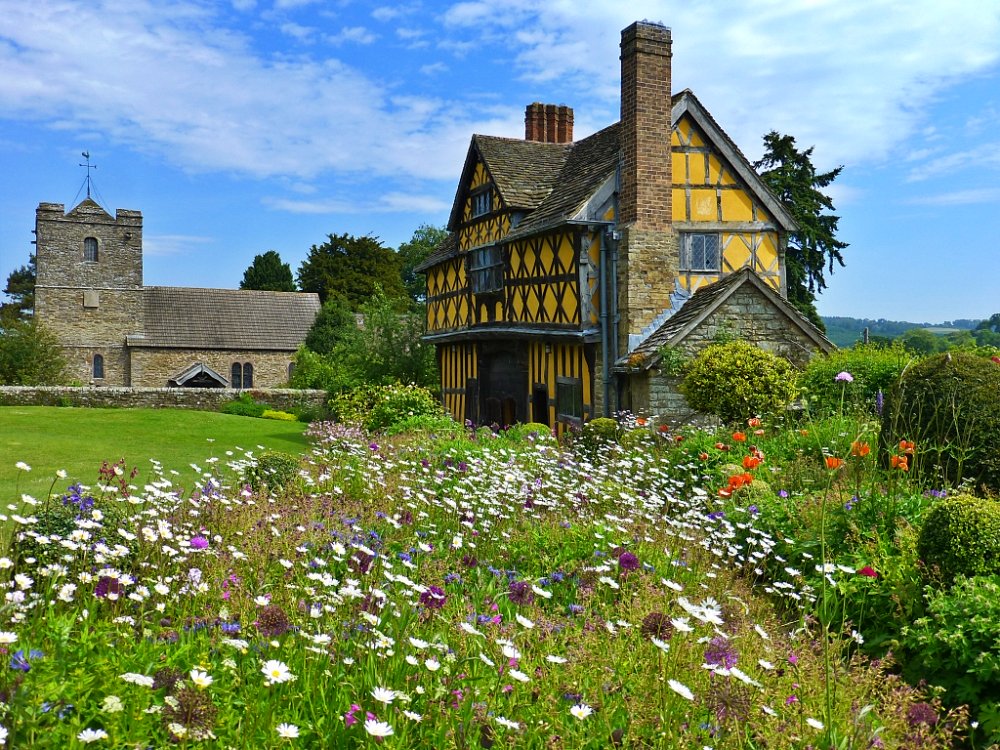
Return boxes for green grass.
[0,406,309,502]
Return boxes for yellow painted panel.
[563,288,579,323]
[603,205,615,221]
[588,235,600,266]
[672,188,687,222]
[671,128,683,147]
[689,152,706,185]
[675,118,691,146]
[523,243,536,273]
[558,235,574,271]
[509,247,521,275]
[721,189,753,222]
[723,235,752,270]
[672,152,687,183]
[512,292,524,319]
[543,288,558,321]
[690,189,717,221]
[687,126,704,148]
[707,154,723,185]
[494,301,502,321]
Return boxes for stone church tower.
[34,199,145,385]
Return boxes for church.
[33,198,320,388]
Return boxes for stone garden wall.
[0,386,326,413]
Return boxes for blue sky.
[2,0,999,323]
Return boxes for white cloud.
[905,187,1000,206]
[420,62,448,76]
[143,234,212,256]
[326,26,377,45]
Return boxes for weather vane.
[79,151,97,198]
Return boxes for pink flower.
[857,566,878,578]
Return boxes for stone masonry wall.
[0,386,326,412]
[636,287,827,422]
[617,227,679,354]
[129,349,296,388]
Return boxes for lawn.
[0,406,308,502]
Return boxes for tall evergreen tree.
[396,224,448,303]
[297,233,405,308]
[239,250,296,292]
[754,132,848,331]
[2,254,36,324]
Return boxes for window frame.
[555,376,583,426]
[680,233,721,273]
[471,187,492,218]
[231,363,243,389]
[93,353,104,380]
[242,362,254,388]
[469,244,504,295]
[84,236,99,263]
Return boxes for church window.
[242,362,254,388]
[287,362,295,381]
[231,363,243,389]
[93,354,104,379]
[556,376,583,425]
[680,233,720,272]
[84,237,99,262]
[471,188,492,218]
[470,244,503,294]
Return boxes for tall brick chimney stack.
[616,20,679,353]
[524,103,574,144]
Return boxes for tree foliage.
[396,224,448,303]
[754,131,848,331]
[239,250,296,292]
[2,254,36,323]
[304,298,360,355]
[0,318,67,385]
[297,233,405,308]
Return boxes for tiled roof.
[473,135,570,211]
[414,232,457,273]
[621,268,834,367]
[127,287,320,350]
[506,123,621,241]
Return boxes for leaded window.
[680,233,721,272]
[470,244,503,294]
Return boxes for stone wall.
[617,227,679,354]
[0,386,326,413]
[129,348,296,388]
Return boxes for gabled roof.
[127,287,320,350]
[66,198,113,219]
[446,135,570,230]
[617,268,834,370]
[426,89,796,273]
[167,361,229,387]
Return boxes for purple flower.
[835,371,854,383]
[419,585,447,609]
[9,649,43,672]
[704,636,738,669]
[618,551,641,573]
[189,535,209,550]
[875,389,884,415]
[508,580,535,606]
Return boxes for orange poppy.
[743,455,762,470]
[850,442,871,458]
[899,440,915,454]
[891,454,909,471]
[753,429,765,436]
[825,456,845,470]
[699,451,709,461]
[732,432,747,443]
[748,418,762,428]
[636,417,647,427]
[714,442,730,451]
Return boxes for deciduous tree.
[2,254,36,323]
[239,250,296,292]
[297,234,405,308]
[0,318,66,385]
[396,224,448,303]
[754,132,848,331]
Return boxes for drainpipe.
[608,229,620,414]
[599,229,610,416]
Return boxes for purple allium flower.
[704,635,738,669]
[835,371,854,383]
[420,585,447,609]
[906,702,939,727]
[94,576,123,599]
[256,604,291,636]
[875,389,884,415]
[189,536,209,550]
[508,581,535,606]
[618,551,641,573]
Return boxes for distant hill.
[821,316,982,348]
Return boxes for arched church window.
[242,363,254,388]
[84,237,99,262]
[231,363,242,389]
[93,354,104,379]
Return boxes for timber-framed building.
[418,20,833,430]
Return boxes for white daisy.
[371,686,396,704]
[276,723,299,738]
[189,669,213,689]
[261,660,294,685]
[806,717,824,730]
[364,719,394,738]
[77,728,108,743]
[569,703,593,720]
[667,679,694,701]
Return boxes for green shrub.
[244,450,301,492]
[916,495,1000,584]
[329,383,443,433]
[881,352,1000,490]
[901,574,1000,740]
[679,341,797,424]
[261,409,297,421]
[384,413,462,437]
[500,422,557,446]
[797,343,913,415]
[221,392,266,418]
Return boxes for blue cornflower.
[10,649,43,672]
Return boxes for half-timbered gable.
[421,21,830,428]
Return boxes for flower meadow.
[0,413,989,749]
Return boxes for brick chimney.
[524,103,574,143]
[616,20,679,353]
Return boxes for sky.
[2,0,999,324]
